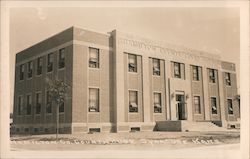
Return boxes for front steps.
[156,121,227,132]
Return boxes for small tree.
[46,78,70,140]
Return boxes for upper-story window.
[26,94,32,115]
[129,90,138,113]
[58,48,65,69]
[89,47,99,68]
[225,72,231,86]
[173,62,184,78]
[153,58,160,76]
[211,97,217,114]
[209,69,216,83]
[154,92,162,113]
[59,102,64,113]
[89,88,99,112]
[192,65,199,81]
[27,61,33,78]
[47,53,53,72]
[17,96,23,115]
[19,64,24,80]
[194,96,201,114]
[128,54,137,72]
[227,99,233,115]
[35,92,42,114]
[37,57,43,75]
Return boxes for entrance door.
[176,94,186,120]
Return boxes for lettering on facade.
[118,37,220,66]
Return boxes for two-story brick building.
[12,26,240,134]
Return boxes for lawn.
[10,131,240,151]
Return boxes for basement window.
[89,128,101,133]
[130,127,140,132]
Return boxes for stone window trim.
[210,97,218,114]
[129,90,139,113]
[172,61,185,79]
[192,65,200,81]
[208,68,217,83]
[225,72,231,86]
[89,47,100,69]
[152,58,161,76]
[153,91,162,113]
[128,53,137,73]
[193,96,201,114]
[227,98,234,115]
[88,87,100,113]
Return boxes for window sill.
[36,74,42,77]
[89,67,100,70]
[58,67,65,71]
[128,71,138,74]
[88,112,100,114]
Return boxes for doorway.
[176,94,186,120]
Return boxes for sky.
[9,7,240,108]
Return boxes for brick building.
[12,26,240,134]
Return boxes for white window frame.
[89,47,100,69]
[88,87,100,113]
[153,92,162,113]
[129,90,138,113]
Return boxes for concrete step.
[156,121,227,132]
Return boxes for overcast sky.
[9,7,240,108]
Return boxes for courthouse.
[12,26,240,134]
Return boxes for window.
[227,99,233,115]
[89,47,99,68]
[46,91,52,114]
[37,57,43,75]
[154,93,162,113]
[192,66,199,81]
[211,97,217,114]
[128,54,137,72]
[209,69,216,83]
[47,53,53,72]
[26,95,32,115]
[19,64,24,80]
[59,102,64,113]
[225,72,231,86]
[17,96,23,115]
[58,48,65,69]
[173,62,183,78]
[129,91,138,113]
[27,61,33,78]
[153,58,160,76]
[194,96,201,114]
[35,92,42,114]
[89,88,99,112]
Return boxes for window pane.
[228,99,233,114]
[128,54,137,72]
[153,59,160,76]
[129,91,138,112]
[194,96,201,114]
[225,73,231,86]
[89,48,99,68]
[154,93,162,113]
[211,97,217,114]
[89,88,99,112]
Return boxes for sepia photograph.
[0,1,249,159]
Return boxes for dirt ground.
[10,131,240,151]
